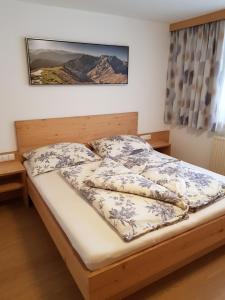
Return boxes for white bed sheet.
[24,160,225,271]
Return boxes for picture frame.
[25,38,129,85]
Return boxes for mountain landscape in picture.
[26,39,129,85]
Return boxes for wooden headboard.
[15,112,138,155]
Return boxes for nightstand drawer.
[151,141,171,155]
[0,160,28,205]
[0,181,24,193]
[139,131,171,156]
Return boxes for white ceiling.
[19,0,225,22]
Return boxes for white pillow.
[90,135,152,158]
[24,142,100,176]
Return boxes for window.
[214,39,225,134]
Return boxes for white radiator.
[209,136,225,176]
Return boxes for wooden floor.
[1,200,225,300]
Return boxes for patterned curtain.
[164,21,225,130]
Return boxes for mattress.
[24,160,225,271]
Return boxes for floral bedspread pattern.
[114,150,177,173]
[142,161,225,211]
[115,151,225,211]
[86,158,187,210]
[90,135,152,158]
[24,142,100,176]
[60,158,188,241]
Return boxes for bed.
[15,112,225,300]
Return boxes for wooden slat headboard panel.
[15,112,138,154]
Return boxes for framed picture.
[25,38,129,85]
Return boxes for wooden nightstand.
[139,130,171,155]
[0,160,28,206]
[149,140,171,155]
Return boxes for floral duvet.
[60,158,188,241]
[115,151,225,212]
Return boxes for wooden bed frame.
[15,112,225,300]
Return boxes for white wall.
[170,127,213,168]
[0,0,169,152]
